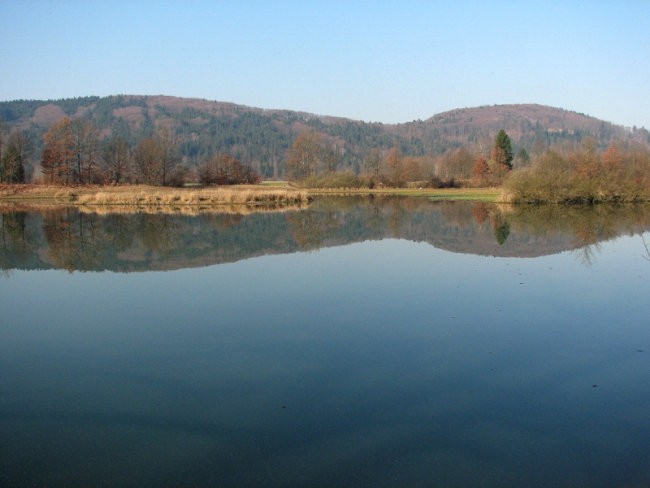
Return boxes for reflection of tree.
[139,214,179,254]
[363,199,385,238]
[568,209,624,265]
[0,212,29,268]
[642,235,650,263]
[573,223,599,248]
[103,214,135,252]
[440,201,476,228]
[574,243,601,267]
[3,200,650,273]
[494,220,511,245]
[43,210,75,271]
[472,203,489,226]
[43,210,104,272]
[75,212,102,270]
[287,209,340,250]
[508,204,650,242]
[200,214,244,233]
[387,199,408,237]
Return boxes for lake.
[2,197,650,487]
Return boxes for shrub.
[504,144,650,203]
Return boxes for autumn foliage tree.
[438,147,475,181]
[491,129,514,173]
[103,136,132,184]
[472,155,491,186]
[72,119,100,183]
[157,128,180,186]
[385,146,405,187]
[363,148,382,183]
[198,154,260,185]
[41,118,75,184]
[286,131,323,180]
[134,137,163,185]
[133,129,180,186]
[504,141,650,203]
[602,142,623,174]
[40,118,100,184]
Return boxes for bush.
[504,144,650,203]
[427,176,460,188]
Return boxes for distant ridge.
[424,103,620,139]
[1,96,648,178]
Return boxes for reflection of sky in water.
[1,234,650,487]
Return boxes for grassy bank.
[0,184,310,207]
[307,186,502,202]
[0,184,502,207]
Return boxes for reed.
[76,204,305,217]
[0,184,310,207]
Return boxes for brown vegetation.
[0,184,309,208]
[198,154,261,185]
[3,95,649,203]
[503,142,650,203]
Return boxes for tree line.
[284,127,650,204]
[0,116,260,186]
[6,96,647,182]
[2,110,649,204]
[285,128,517,188]
[3,114,516,188]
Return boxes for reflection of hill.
[2,198,650,272]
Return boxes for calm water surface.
[1,198,650,487]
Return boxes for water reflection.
[2,199,650,487]
[2,198,650,272]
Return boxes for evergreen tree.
[1,131,30,183]
[517,148,530,166]
[492,129,514,170]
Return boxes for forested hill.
[413,104,649,152]
[1,95,648,178]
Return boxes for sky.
[1,0,649,128]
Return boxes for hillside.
[419,104,646,149]
[1,95,648,178]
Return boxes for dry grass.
[0,184,310,208]
[76,204,305,216]
[0,184,503,216]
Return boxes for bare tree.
[157,127,179,186]
[71,119,99,184]
[286,131,323,180]
[134,137,163,185]
[103,136,132,184]
[132,128,180,186]
[42,118,75,184]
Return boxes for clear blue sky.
[1,0,649,128]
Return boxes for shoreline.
[0,184,310,207]
[0,184,502,207]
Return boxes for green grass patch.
[425,189,501,201]
[307,187,501,202]
[260,180,290,187]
